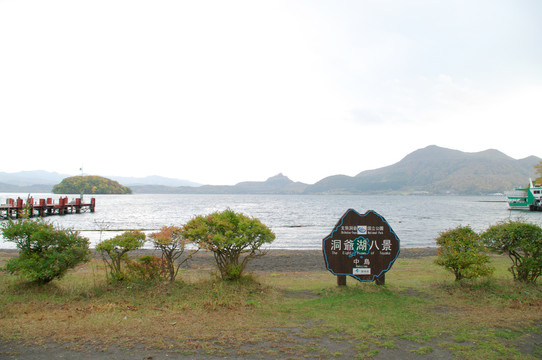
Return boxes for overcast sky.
[1,0,541,185]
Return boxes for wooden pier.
[0,197,96,220]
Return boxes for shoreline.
[188,248,438,272]
[0,247,437,273]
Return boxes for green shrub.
[96,230,146,281]
[149,226,197,282]
[435,225,494,281]
[481,220,542,283]
[1,218,90,284]
[181,209,275,280]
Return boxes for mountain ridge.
[146,173,309,195]
[308,145,540,194]
[1,145,540,195]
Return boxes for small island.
[52,176,132,195]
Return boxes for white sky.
[1,0,541,185]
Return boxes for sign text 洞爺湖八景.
[322,209,400,283]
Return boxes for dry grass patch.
[1,251,541,359]
[0,263,292,355]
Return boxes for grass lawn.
[0,251,540,359]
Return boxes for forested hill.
[52,176,132,195]
[305,145,541,195]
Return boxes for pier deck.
[0,197,96,219]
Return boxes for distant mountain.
[109,175,200,187]
[305,145,541,195]
[2,146,541,195]
[0,170,69,186]
[130,174,309,194]
[230,173,308,194]
[0,182,53,193]
[0,171,199,192]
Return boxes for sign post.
[322,209,400,285]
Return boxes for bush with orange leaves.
[149,226,197,282]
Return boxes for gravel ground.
[129,247,438,273]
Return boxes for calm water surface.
[1,193,540,249]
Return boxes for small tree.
[149,226,197,282]
[535,161,542,185]
[96,230,146,281]
[435,225,493,281]
[181,209,275,280]
[482,220,542,283]
[1,218,90,284]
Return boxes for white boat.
[507,178,542,211]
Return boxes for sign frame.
[322,209,400,283]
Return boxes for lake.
[1,193,540,249]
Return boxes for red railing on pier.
[0,197,96,219]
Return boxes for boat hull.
[507,179,542,212]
